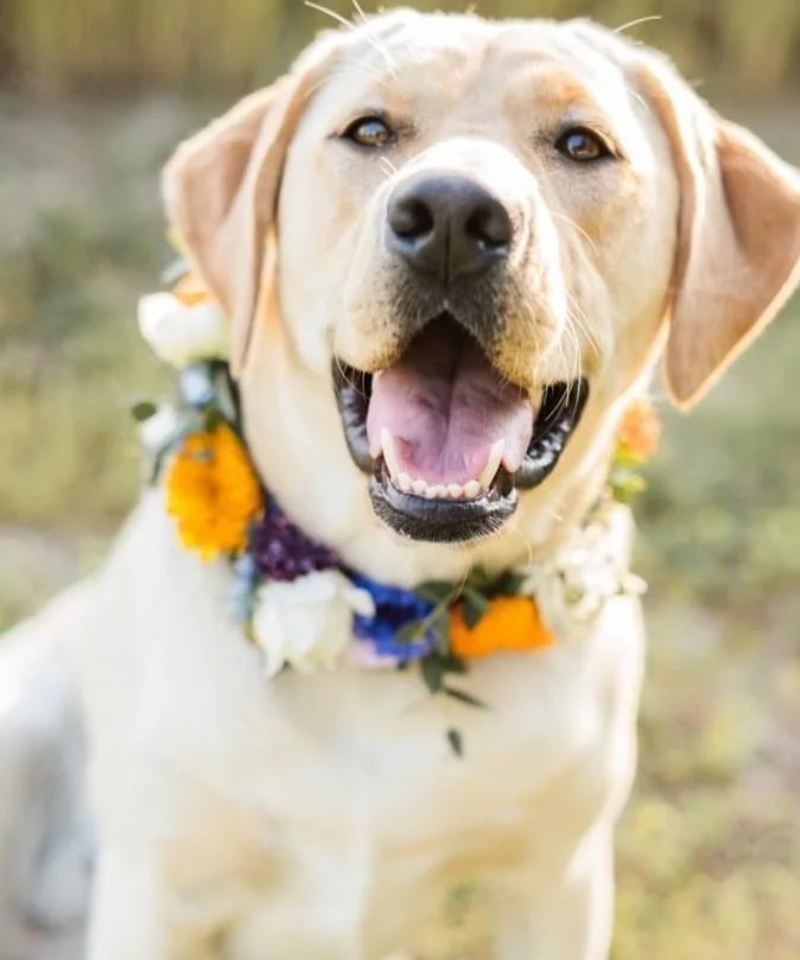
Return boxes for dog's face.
[276,18,676,543]
[165,11,800,578]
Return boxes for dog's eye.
[343,116,394,148]
[556,127,611,163]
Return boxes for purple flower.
[250,509,340,582]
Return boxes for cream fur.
[2,10,799,960]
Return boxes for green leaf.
[610,469,647,504]
[130,399,158,422]
[395,620,424,644]
[438,652,467,674]
[465,566,492,591]
[443,686,489,709]
[462,587,489,628]
[446,728,464,757]
[417,580,457,603]
[421,656,444,694]
[491,571,526,597]
[432,614,450,655]
[203,407,226,431]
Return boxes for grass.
[1,93,799,958]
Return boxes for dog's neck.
[242,354,629,589]
[333,462,611,588]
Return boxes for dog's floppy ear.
[162,36,340,375]
[637,57,800,408]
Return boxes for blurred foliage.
[1,2,799,955]
[2,0,800,96]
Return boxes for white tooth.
[447,484,463,500]
[463,480,481,499]
[381,428,402,479]
[423,484,437,499]
[432,485,447,499]
[412,479,427,496]
[397,472,413,493]
[479,439,506,491]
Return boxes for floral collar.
[136,265,660,752]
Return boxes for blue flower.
[229,552,259,621]
[350,574,435,662]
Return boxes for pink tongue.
[366,320,534,486]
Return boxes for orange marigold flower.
[617,397,662,460]
[166,425,261,560]
[172,271,213,307]
[449,596,555,659]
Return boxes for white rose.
[137,292,230,367]
[251,571,375,678]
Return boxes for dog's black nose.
[386,173,513,283]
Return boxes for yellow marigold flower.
[166,425,261,560]
[617,397,662,460]
[173,271,212,307]
[449,596,554,659]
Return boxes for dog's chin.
[333,313,588,544]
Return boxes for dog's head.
[163,10,800,580]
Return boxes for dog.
[1,8,799,960]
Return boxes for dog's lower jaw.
[368,474,519,543]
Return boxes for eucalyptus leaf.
[204,408,225,431]
[492,571,526,596]
[421,656,444,693]
[465,567,492,591]
[432,615,450,655]
[396,620,424,644]
[443,686,489,709]
[212,363,240,426]
[446,728,464,757]
[438,653,467,674]
[462,588,489,628]
[418,580,457,603]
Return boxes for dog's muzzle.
[333,312,588,543]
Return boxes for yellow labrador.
[2,9,799,960]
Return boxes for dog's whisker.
[350,0,369,25]
[379,156,399,178]
[304,1,359,31]
[550,210,599,258]
[305,3,396,76]
[566,300,601,361]
[614,15,663,36]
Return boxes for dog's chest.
[125,594,642,959]
[82,502,644,958]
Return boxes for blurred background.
[1,1,799,958]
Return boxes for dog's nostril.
[389,197,434,240]
[386,173,514,282]
[466,202,513,250]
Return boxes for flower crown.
[136,260,660,753]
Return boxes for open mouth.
[333,314,588,542]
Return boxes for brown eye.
[343,116,394,148]
[556,127,611,163]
